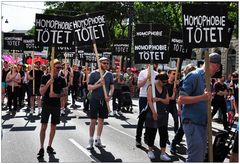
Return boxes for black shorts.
[89,98,108,119]
[41,104,60,124]
[29,85,41,96]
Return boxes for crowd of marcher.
[1,53,238,162]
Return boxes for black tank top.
[2,68,10,82]
[145,85,169,128]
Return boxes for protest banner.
[182,4,229,162]
[73,11,109,46]
[35,14,74,47]
[169,31,192,59]
[182,4,228,48]
[3,33,24,51]
[112,39,131,56]
[134,23,169,64]
[23,35,43,52]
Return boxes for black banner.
[112,39,131,56]
[56,46,75,53]
[23,35,43,51]
[3,33,24,50]
[182,4,228,48]
[169,31,191,59]
[226,20,235,47]
[35,14,74,46]
[73,11,109,45]
[84,51,111,63]
[134,24,170,64]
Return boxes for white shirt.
[138,69,158,97]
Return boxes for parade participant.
[211,75,229,130]
[82,66,90,112]
[86,57,114,149]
[136,64,158,147]
[112,66,125,115]
[17,62,25,109]
[2,61,10,107]
[166,69,178,133]
[146,72,171,161]
[5,65,21,115]
[59,62,71,115]
[22,64,29,108]
[170,64,196,154]
[28,61,44,115]
[230,71,238,108]
[70,64,81,107]
[37,59,67,157]
[178,53,221,162]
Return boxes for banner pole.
[174,58,180,89]
[149,23,157,113]
[204,50,213,162]
[32,51,35,95]
[93,44,111,113]
[50,47,55,93]
[12,50,15,92]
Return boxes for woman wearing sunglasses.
[145,72,171,161]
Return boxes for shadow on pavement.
[90,147,122,162]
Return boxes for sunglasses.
[101,62,109,65]
[55,66,62,69]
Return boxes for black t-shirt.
[214,82,227,101]
[29,69,44,89]
[41,74,66,106]
[73,71,81,85]
[19,70,25,85]
[166,82,176,104]
[2,68,10,82]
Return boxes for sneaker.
[95,139,106,148]
[148,150,155,159]
[170,143,176,154]
[160,153,171,161]
[47,146,56,154]
[61,109,65,116]
[38,108,41,115]
[136,141,142,148]
[113,111,117,115]
[166,139,170,145]
[86,139,94,150]
[37,148,44,157]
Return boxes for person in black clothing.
[17,62,25,109]
[37,59,67,157]
[145,72,171,161]
[230,72,238,108]
[70,64,81,107]
[112,66,125,115]
[82,66,90,112]
[166,69,178,134]
[2,61,10,107]
[212,75,228,130]
[59,63,71,115]
[28,61,44,115]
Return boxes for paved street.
[1,98,233,162]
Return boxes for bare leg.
[89,119,97,137]
[48,123,56,147]
[40,123,48,148]
[96,118,104,137]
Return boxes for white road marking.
[106,125,135,139]
[69,138,100,162]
